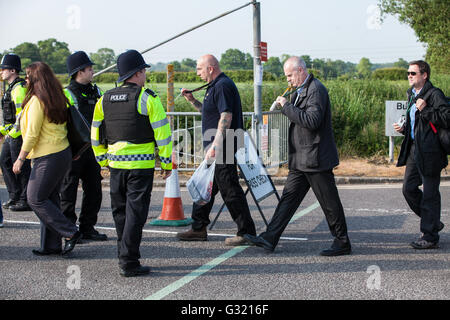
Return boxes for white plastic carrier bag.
[186,160,215,206]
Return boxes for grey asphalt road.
[0,181,449,302]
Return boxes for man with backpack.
[394,60,450,249]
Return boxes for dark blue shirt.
[201,72,244,148]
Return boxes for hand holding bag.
[186,160,216,205]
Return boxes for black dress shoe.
[320,245,352,256]
[243,234,274,252]
[410,239,439,250]
[2,199,17,209]
[120,265,151,277]
[82,229,108,241]
[32,249,62,256]
[9,202,32,211]
[62,231,82,255]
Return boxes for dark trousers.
[402,143,441,242]
[0,136,31,202]
[60,149,102,232]
[27,147,78,251]
[260,169,350,248]
[191,163,256,236]
[109,168,154,270]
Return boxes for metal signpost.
[385,100,407,162]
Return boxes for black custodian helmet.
[67,51,95,76]
[117,50,150,83]
[0,54,22,71]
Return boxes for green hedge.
[164,75,449,158]
[147,70,278,83]
[56,71,450,158]
[67,70,279,83]
[372,67,408,81]
[58,70,279,84]
[56,72,119,84]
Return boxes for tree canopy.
[379,0,450,73]
[37,38,71,74]
[220,48,253,70]
[357,57,373,78]
[90,48,116,72]
[0,38,428,79]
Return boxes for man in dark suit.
[244,56,351,256]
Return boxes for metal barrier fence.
[167,110,289,171]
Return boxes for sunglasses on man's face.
[407,71,420,76]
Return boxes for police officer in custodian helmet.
[0,54,31,212]
[91,50,172,277]
[61,51,107,241]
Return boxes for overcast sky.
[0,0,426,64]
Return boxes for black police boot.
[2,199,17,209]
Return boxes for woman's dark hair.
[409,60,431,81]
[22,62,68,124]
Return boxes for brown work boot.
[224,236,251,246]
[176,227,207,241]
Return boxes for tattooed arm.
[206,111,232,161]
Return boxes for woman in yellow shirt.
[12,62,82,255]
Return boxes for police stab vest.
[66,81,101,126]
[2,77,26,125]
[102,84,154,145]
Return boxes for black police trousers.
[109,167,154,270]
[60,149,102,233]
[191,163,256,236]
[402,143,442,243]
[0,136,31,203]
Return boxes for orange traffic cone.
[149,154,192,226]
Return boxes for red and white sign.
[260,42,268,62]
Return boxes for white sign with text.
[385,100,408,137]
[235,132,275,202]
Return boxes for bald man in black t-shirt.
[176,55,256,246]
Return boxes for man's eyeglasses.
[407,71,420,76]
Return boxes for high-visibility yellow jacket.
[91,84,172,170]
[1,79,27,138]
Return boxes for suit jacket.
[281,74,339,172]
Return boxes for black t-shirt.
[201,73,244,149]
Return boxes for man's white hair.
[285,56,307,70]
